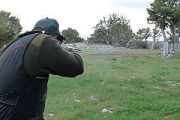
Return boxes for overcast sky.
[0,0,154,39]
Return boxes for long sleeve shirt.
[23,33,84,77]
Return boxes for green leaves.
[0,11,22,47]
[147,0,180,28]
[135,28,151,41]
[62,28,83,43]
[109,23,133,46]
[88,13,133,46]
[147,0,180,55]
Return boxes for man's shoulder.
[30,34,49,47]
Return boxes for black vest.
[0,32,49,120]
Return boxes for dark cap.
[33,17,65,40]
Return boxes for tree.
[147,0,180,56]
[88,27,108,44]
[0,11,22,48]
[62,28,83,43]
[135,28,151,41]
[135,28,144,41]
[168,4,180,50]
[109,22,134,46]
[88,13,133,46]
[151,27,161,50]
[89,16,109,44]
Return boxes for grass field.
[44,48,180,120]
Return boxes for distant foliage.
[0,11,22,48]
[136,41,148,49]
[147,0,180,55]
[109,22,134,47]
[127,41,148,49]
[62,28,83,43]
[87,13,134,46]
[135,28,151,41]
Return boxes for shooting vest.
[0,32,49,120]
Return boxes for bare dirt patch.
[83,51,154,56]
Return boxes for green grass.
[44,48,180,120]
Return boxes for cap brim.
[59,35,66,40]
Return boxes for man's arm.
[38,36,84,77]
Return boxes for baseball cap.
[33,17,65,40]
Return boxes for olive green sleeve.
[24,34,84,77]
[38,36,84,77]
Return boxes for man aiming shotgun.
[0,18,84,120]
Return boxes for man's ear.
[53,36,58,39]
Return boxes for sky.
[0,0,155,39]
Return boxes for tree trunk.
[150,35,155,50]
[173,25,176,50]
[174,43,178,49]
[150,42,154,50]
[160,26,168,56]
[157,39,159,49]
[177,28,180,50]
[171,42,174,51]
[174,26,180,50]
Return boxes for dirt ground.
[83,50,155,56]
